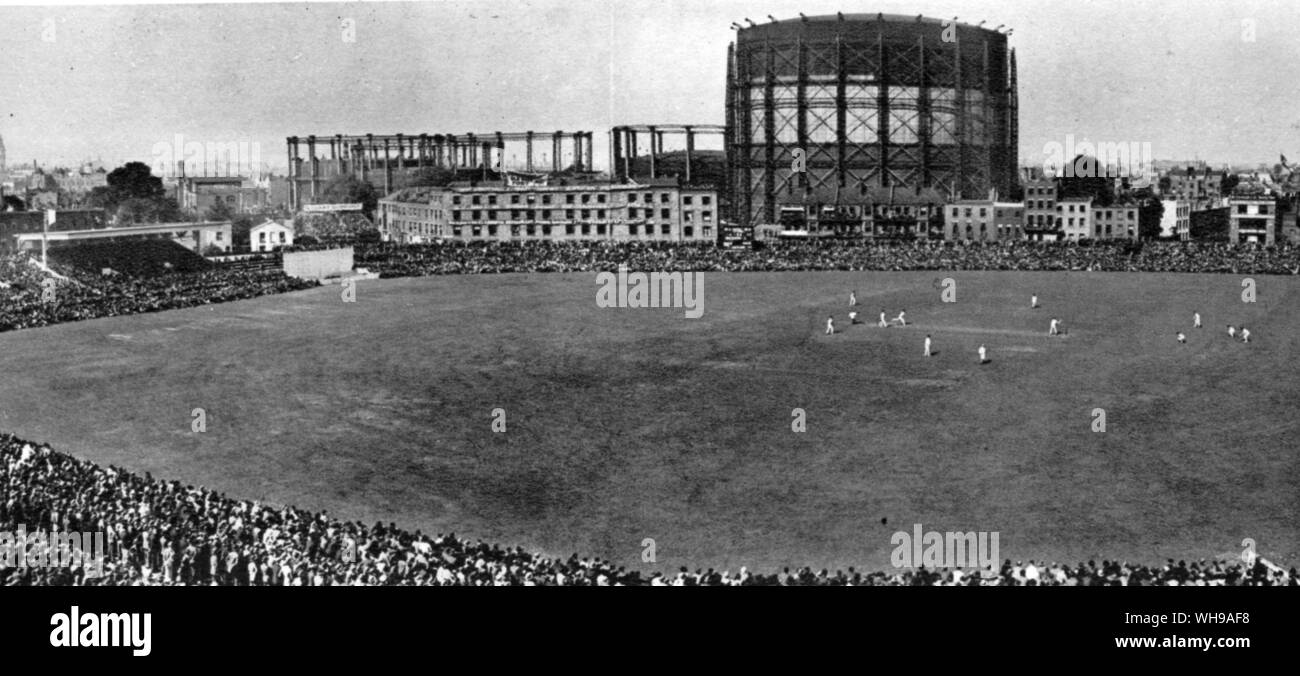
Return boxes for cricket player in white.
[849,291,857,306]
[1031,294,1039,309]
[924,334,932,356]
[1177,332,1186,344]
[894,310,907,326]
[1228,325,1236,339]
[978,344,987,363]
[1241,327,1250,343]
[849,311,859,324]
[825,316,835,335]
[1193,312,1201,328]
[878,310,888,328]
[1049,318,1060,336]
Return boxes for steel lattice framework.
[725,13,1018,227]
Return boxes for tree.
[89,161,172,221]
[204,199,236,222]
[2,194,25,211]
[1221,172,1240,195]
[318,174,379,215]
[1059,155,1114,207]
[1137,197,1164,240]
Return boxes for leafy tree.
[1059,155,1114,207]
[1221,173,1240,195]
[2,194,25,211]
[1137,197,1164,240]
[318,174,379,215]
[204,199,236,222]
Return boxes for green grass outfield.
[0,270,1295,573]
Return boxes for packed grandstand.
[2,238,1298,585]
[1,434,1293,586]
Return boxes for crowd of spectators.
[0,249,317,333]
[352,239,1300,278]
[2,434,1292,586]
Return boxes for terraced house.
[378,177,717,244]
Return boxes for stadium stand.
[0,433,1292,586]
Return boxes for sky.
[2,0,1299,172]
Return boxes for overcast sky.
[2,0,1299,172]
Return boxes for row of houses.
[377,177,719,244]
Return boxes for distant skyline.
[2,0,1299,173]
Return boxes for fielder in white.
[1228,325,1236,339]
[878,310,888,328]
[894,310,907,326]
[1031,294,1039,309]
[825,316,835,335]
[1177,332,1186,344]
[1049,318,1060,336]
[978,344,987,363]
[1193,312,1201,328]
[849,291,857,306]
[924,334,932,357]
[1241,327,1250,343]
[849,311,859,325]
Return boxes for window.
[596,224,606,235]
[472,196,481,205]
[526,224,535,236]
[216,232,224,241]
[488,225,498,236]
[661,208,670,219]
[511,210,520,219]
[661,223,670,235]
[278,232,285,242]
[683,196,693,205]
[472,211,481,220]
[488,195,497,205]
[487,210,497,220]
[542,195,552,205]
[511,195,521,204]
[597,210,605,219]
[511,225,520,237]
[628,193,638,202]
[452,196,462,205]
[581,209,590,219]
[979,208,987,218]
[628,208,638,218]
[702,211,712,222]
[703,226,712,238]
[542,225,552,235]
[964,208,972,217]
[565,209,575,219]
[684,226,693,237]
[628,224,638,235]
[541,210,551,219]
[660,193,670,203]
[581,194,591,204]
[684,211,694,223]
[565,224,575,235]
[597,194,606,204]
[473,226,482,237]
[644,193,652,203]
[581,224,590,235]
[566,194,575,204]
[258,232,265,243]
[702,196,711,205]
